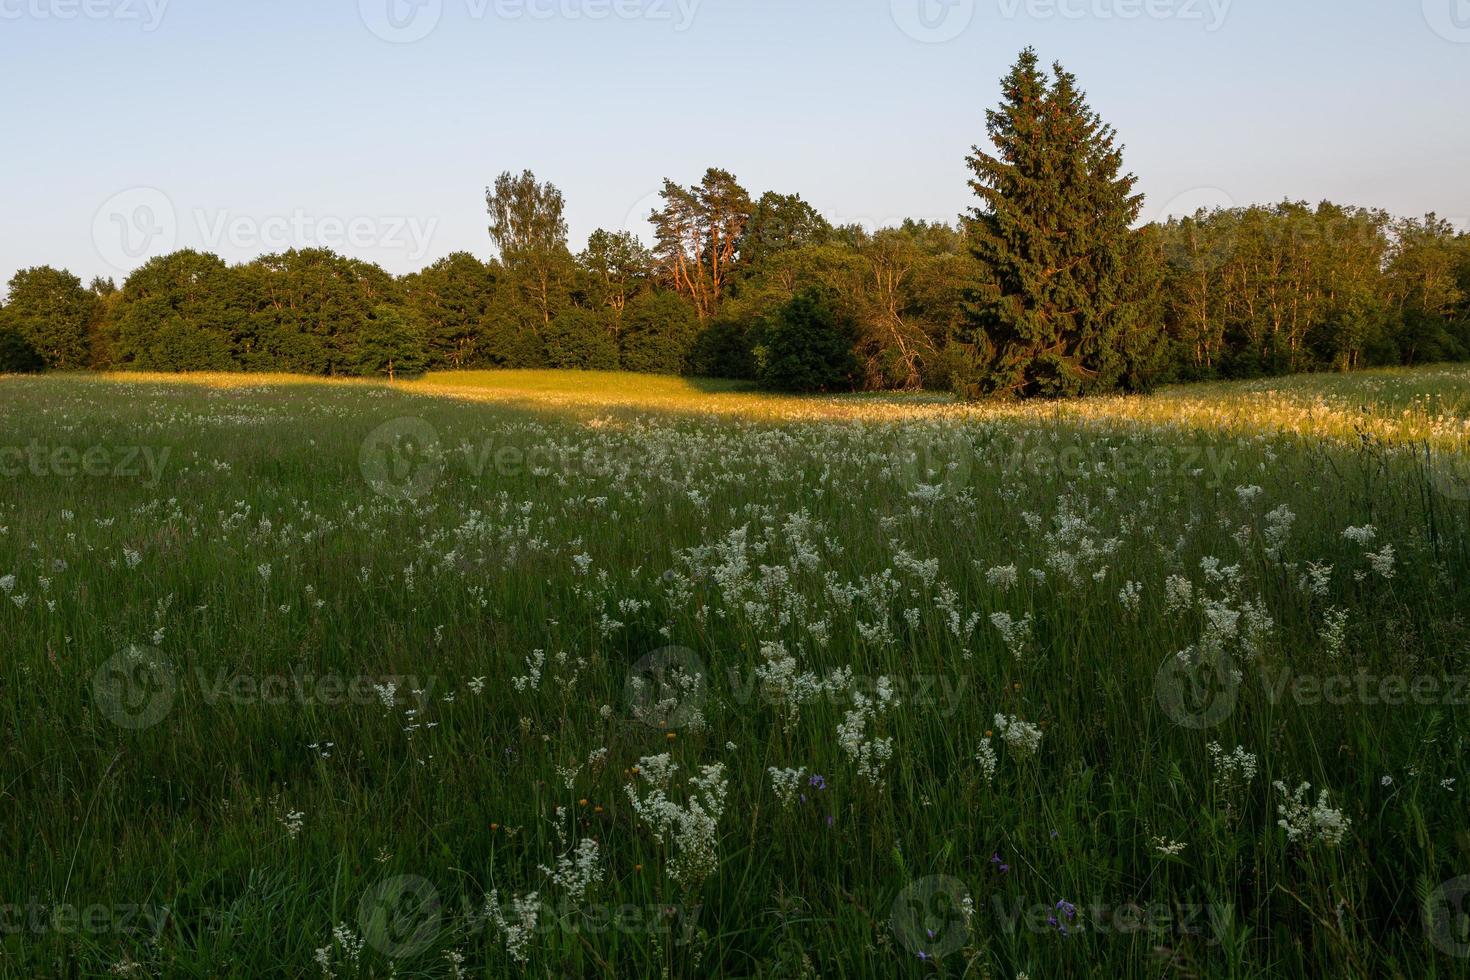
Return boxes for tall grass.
[1,367,1467,977]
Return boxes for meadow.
[2,365,1469,978]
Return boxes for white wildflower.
[985,564,1019,591]
[1163,574,1194,613]
[1235,485,1263,506]
[485,890,540,964]
[539,838,603,905]
[1319,607,1349,657]
[625,755,729,889]
[1273,780,1350,847]
[1118,580,1142,613]
[1365,544,1396,580]
[512,650,546,692]
[768,767,806,808]
[990,611,1034,660]
[974,737,998,785]
[836,677,899,785]
[1151,836,1188,857]
[278,809,305,839]
[993,713,1043,760]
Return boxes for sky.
[2,0,1468,290]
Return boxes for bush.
[0,327,45,373]
[758,288,859,393]
[480,305,548,368]
[353,306,428,380]
[620,292,699,374]
[688,317,757,379]
[545,308,619,370]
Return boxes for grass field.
[2,366,1469,978]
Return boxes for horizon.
[2,0,1469,291]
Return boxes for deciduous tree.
[487,170,574,331]
[0,266,99,370]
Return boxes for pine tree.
[954,49,1161,399]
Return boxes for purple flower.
[808,774,827,790]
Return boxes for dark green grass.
[1,371,1468,978]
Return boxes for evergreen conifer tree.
[954,49,1161,399]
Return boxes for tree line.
[3,51,1467,396]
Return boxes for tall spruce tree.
[955,49,1161,399]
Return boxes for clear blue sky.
[2,0,1467,288]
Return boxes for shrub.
[620,292,699,374]
[0,327,45,373]
[353,306,428,380]
[758,288,858,393]
[688,317,758,379]
[545,308,619,370]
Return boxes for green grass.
[2,366,1469,978]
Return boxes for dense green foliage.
[402,252,499,369]
[757,287,860,392]
[953,49,1163,399]
[1160,206,1470,377]
[545,307,619,370]
[0,326,45,373]
[353,305,429,380]
[2,52,1467,395]
[0,265,100,370]
[110,250,246,371]
[618,291,700,375]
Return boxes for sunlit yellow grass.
[63,364,1470,452]
[95,370,380,389]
